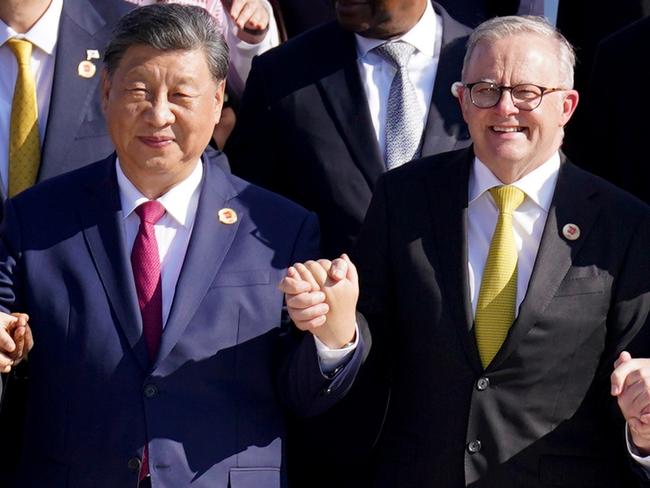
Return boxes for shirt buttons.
[476,377,490,391]
[467,440,482,454]
[143,384,158,398]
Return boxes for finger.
[279,274,312,295]
[292,314,327,332]
[342,253,359,284]
[612,355,650,396]
[11,326,25,362]
[618,380,650,419]
[614,350,633,370]
[0,327,16,354]
[304,260,329,286]
[285,291,326,310]
[0,352,15,369]
[227,0,244,19]
[288,302,330,323]
[329,257,348,282]
[294,262,322,291]
[233,2,256,30]
[23,324,33,355]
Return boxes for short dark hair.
[104,4,229,81]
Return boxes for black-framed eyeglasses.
[463,82,567,111]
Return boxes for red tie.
[131,200,165,481]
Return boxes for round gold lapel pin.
[78,60,96,78]
[218,208,237,224]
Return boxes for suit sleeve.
[278,210,369,417]
[0,198,24,315]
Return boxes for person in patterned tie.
[280,15,650,488]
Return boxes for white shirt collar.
[469,152,561,212]
[354,0,436,58]
[0,0,63,55]
[116,158,204,228]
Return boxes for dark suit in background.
[352,147,650,487]
[226,1,471,259]
[273,0,334,38]
[564,16,650,204]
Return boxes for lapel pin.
[78,49,100,79]
[218,208,237,224]
[562,223,580,241]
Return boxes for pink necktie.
[131,201,165,481]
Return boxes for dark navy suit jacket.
[0,153,365,487]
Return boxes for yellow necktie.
[475,185,525,368]
[8,38,40,197]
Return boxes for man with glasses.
[281,15,650,487]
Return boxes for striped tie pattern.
[475,185,525,368]
[375,41,423,170]
[7,39,40,197]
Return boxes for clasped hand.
[0,312,33,373]
[279,254,358,349]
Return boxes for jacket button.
[143,384,158,398]
[467,440,482,454]
[476,377,490,391]
[127,457,141,472]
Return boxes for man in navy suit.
[0,5,364,487]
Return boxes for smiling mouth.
[491,126,526,133]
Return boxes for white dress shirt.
[0,0,62,195]
[467,154,560,315]
[355,0,442,160]
[117,159,353,372]
[117,159,201,326]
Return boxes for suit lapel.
[317,26,385,188]
[40,0,107,178]
[79,155,149,372]
[490,160,602,368]
[426,148,482,372]
[420,2,471,157]
[154,157,241,368]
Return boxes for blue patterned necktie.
[375,41,423,170]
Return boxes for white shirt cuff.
[625,422,650,476]
[313,323,360,375]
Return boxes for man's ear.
[560,89,579,126]
[213,78,226,124]
[101,69,111,114]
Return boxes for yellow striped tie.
[475,185,525,368]
[8,38,40,197]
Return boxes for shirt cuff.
[625,423,650,477]
[313,323,360,375]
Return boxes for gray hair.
[462,15,576,88]
[104,4,229,81]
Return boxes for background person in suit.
[0,0,133,200]
[564,16,650,204]
[282,15,650,487]
[0,5,365,487]
[225,0,472,259]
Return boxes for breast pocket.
[229,467,280,488]
[555,266,607,297]
[210,270,270,288]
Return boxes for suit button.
[476,377,490,391]
[467,440,482,454]
[127,457,141,472]
[143,384,158,398]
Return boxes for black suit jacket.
[352,147,650,487]
[225,1,471,258]
[567,16,650,204]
